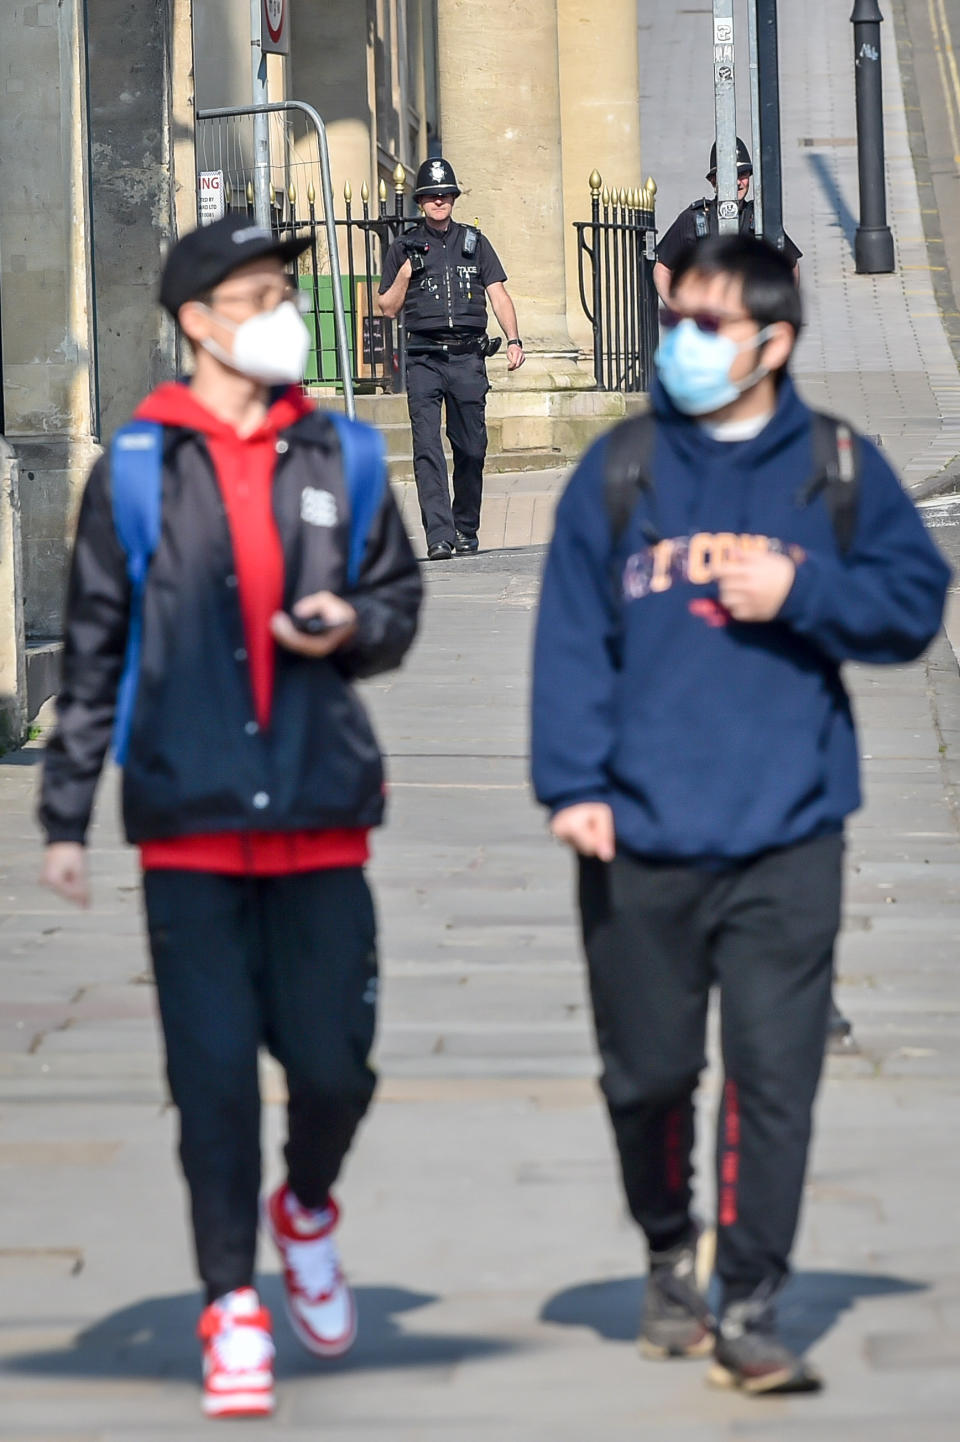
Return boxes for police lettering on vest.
[380,221,506,335]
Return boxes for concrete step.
[388,449,564,483]
[25,639,61,723]
[310,384,638,475]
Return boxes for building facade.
[0,0,645,736]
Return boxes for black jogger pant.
[143,867,378,1302]
[578,833,842,1305]
[406,350,489,547]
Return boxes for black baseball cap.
[159,215,312,317]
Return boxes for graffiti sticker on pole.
[261,0,290,55]
[198,171,225,226]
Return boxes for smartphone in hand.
[291,613,335,636]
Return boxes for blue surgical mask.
[655,319,774,416]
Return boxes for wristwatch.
[507,338,523,347]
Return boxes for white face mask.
[199,299,311,385]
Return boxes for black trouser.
[406,349,489,546]
[578,833,842,1308]
[143,867,378,1303]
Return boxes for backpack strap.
[800,411,861,555]
[110,420,164,764]
[603,412,660,547]
[328,412,388,587]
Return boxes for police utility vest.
[402,221,487,334]
[691,196,755,240]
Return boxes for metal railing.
[198,100,361,417]
[574,172,659,393]
[196,102,423,406]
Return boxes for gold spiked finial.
[269,182,276,205]
[224,180,233,204]
[644,176,658,208]
[378,178,388,204]
[246,181,254,204]
[288,182,296,204]
[601,185,610,207]
[360,180,370,204]
[307,181,316,205]
[393,162,407,193]
[343,179,353,204]
[589,169,602,197]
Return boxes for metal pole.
[197,101,357,418]
[746,0,763,239]
[713,0,739,233]
[250,0,271,229]
[756,0,784,249]
[851,0,895,272]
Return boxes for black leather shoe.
[426,541,454,561]
[454,530,479,555]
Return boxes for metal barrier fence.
[196,101,421,409]
[574,172,659,392]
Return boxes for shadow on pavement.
[540,1269,927,1351]
[0,747,43,767]
[804,151,859,255]
[1,1279,516,1384]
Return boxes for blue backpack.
[109,412,387,764]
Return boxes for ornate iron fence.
[574,172,659,392]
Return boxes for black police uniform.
[379,219,507,548]
[657,198,802,271]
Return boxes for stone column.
[0,0,101,641]
[290,0,376,198]
[436,0,589,387]
[558,0,643,356]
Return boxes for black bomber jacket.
[39,405,422,845]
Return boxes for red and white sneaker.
[263,1183,357,1358]
[197,1287,275,1419]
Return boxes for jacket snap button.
[245,721,259,736]
[225,573,238,588]
[276,439,289,454]
[235,647,247,662]
[252,791,270,809]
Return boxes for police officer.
[654,139,802,302]
[378,157,525,560]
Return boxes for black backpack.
[604,410,861,553]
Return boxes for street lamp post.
[851,0,895,273]
[250,0,271,229]
[755,0,785,251]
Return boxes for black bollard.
[851,0,895,273]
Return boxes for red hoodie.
[133,382,370,876]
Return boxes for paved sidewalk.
[1,533,959,1438]
[639,0,960,493]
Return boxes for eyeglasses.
[205,282,310,316]
[659,307,749,334]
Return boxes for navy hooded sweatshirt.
[531,376,951,862]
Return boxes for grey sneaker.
[709,1288,822,1394]
[639,1225,716,1359]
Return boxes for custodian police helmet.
[706,137,753,180]
[414,157,461,199]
